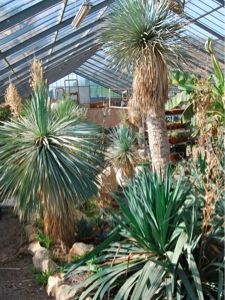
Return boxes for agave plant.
[107,125,140,185]
[0,82,103,245]
[101,0,190,175]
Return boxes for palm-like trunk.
[146,108,170,175]
[131,52,170,176]
[44,209,75,247]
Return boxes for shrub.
[0,105,12,123]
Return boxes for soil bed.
[0,208,51,300]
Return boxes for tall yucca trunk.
[146,108,170,175]
[131,51,170,175]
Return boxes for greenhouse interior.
[0,0,224,299]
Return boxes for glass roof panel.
[185,0,224,39]
[0,0,41,22]
[0,4,62,52]
[62,0,104,21]
[0,70,13,82]
[6,33,56,64]
[0,0,224,97]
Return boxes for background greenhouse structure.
[0,0,224,102]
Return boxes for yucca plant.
[101,0,190,175]
[52,99,87,122]
[107,125,140,185]
[66,167,224,299]
[0,105,12,123]
[0,82,103,246]
[30,57,44,91]
[66,169,194,299]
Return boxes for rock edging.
[25,224,91,299]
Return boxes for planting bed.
[0,209,51,300]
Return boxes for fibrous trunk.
[146,109,170,175]
[131,51,170,176]
[44,209,75,247]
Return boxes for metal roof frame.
[0,19,102,77]
[77,64,129,90]
[0,0,62,32]
[0,43,99,93]
[85,59,132,85]
[76,68,126,91]
[0,0,224,101]
[75,70,119,91]
[0,37,99,86]
[0,46,98,98]
[81,60,131,87]
[0,1,110,58]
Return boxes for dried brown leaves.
[30,58,43,91]
[5,82,22,117]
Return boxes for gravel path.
[0,209,51,300]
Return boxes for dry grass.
[192,79,224,234]
[30,58,43,91]
[5,82,22,117]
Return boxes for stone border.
[25,224,77,300]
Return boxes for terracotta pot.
[169,137,177,144]
[170,153,181,162]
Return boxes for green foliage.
[0,82,104,220]
[0,105,12,123]
[167,38,225,126]
[76,217,94,240]
[108,124,140,173]
[114,169,190,255]
[36,230,53,249]
[100,0,190,73]
[205,38,224,97]
[66,170,192,299]
[86,257,102,273]
[66,166,224,299]
[32,268,53,286]
[169,70,196,93]
[52,99,86,121]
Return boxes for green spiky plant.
[66,167,224,299]
[66,169,191,299]
[0,105,12,124]
[108,125,140,183]
[101,0,190,175]
[52,99,87,122]
[0,82,104,246]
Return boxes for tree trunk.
[146,108,170,176]
[43,209,75,247]
[130,51,170,175]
